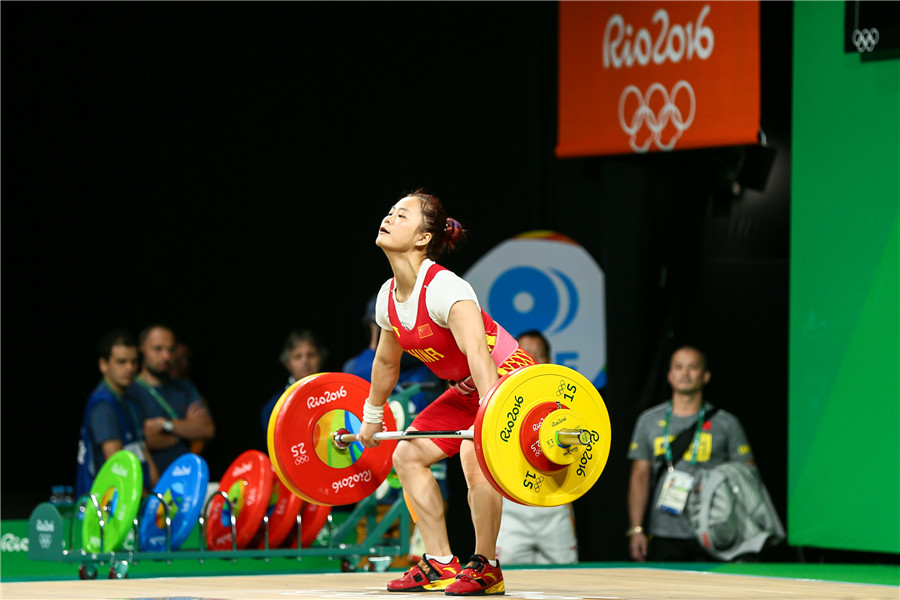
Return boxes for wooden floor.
[2,567,897,600]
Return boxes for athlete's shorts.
[409,385,480,457]
[409,347,536,457]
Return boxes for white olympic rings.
[618,80,696,153]
[852,28,879,53]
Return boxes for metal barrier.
[27,384,429,579]
[28,486,410,579]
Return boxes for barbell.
[331,427,593,449]
[266,363,611,507]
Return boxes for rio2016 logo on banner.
[557,1,760,158]
[464,231,606,390]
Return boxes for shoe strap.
[418,559,438,577]
[465,554,491,571]
[419,557,457,582]
[455,572,479,584]
[455,554,500,585]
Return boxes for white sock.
[425,553,455,564]
[487,559,497,567]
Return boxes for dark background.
[2,2,804,562]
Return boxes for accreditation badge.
[123,441,146,462]
[656,469,694,516]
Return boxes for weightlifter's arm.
[358,329,402,447]
[448,300,497,404]
[627,459,651,562]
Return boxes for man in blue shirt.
[76,330,158,498]
[131,325,215,474]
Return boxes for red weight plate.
[250,465,303,549]
[519,402,568,473]
[474,371,518,503]
[271,372,396,505]
[206,449,273,550]
[280,500,332,549]
[267,373,323,504]
[299,501,331,548]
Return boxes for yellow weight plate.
[538,409,585,467]
[474,363,610,507]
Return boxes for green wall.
[790,2,900,553]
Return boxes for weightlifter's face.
[376,197,429,251]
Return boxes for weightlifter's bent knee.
[392,438,442,474]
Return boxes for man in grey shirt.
[626,346,754,561]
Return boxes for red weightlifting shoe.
[387,556,463,592]
[445,554,505,596]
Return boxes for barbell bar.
[331,427,593,450]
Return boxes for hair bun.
[444,218,462,249]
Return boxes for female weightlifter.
[358,189,535,596]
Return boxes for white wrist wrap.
[363,399,384,424]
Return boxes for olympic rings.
[852,28,879,53]
[618,80,696,154]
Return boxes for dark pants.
[648,536,715,562]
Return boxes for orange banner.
[557,1,760,158]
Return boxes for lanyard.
[135,376,179,420]
[662,401,706,472]
[101,378,144,439]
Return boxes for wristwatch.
[626,525,644,537]
[162,419,175,434]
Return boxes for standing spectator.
[167,339,209,456]
[169,341,193,379]
[626,345,754,561]
[260,329,327,433]
[76,329,158,498]
[495,330,579,565]
[131,324,215,474]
